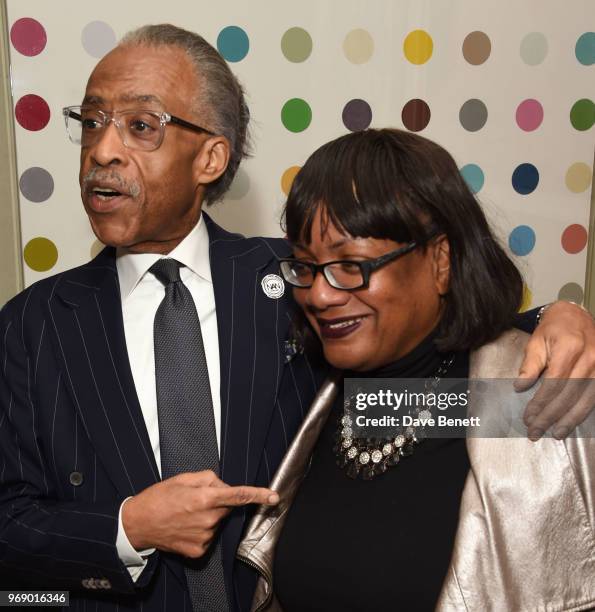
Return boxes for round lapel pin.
[261,274,285,299]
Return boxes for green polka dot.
[281,27,312,62]
[24,237,58,271]
[281,98,312,132]
[570,99,595,131]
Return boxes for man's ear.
[192,136,231,187]
[432,235,450,296]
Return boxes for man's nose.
[304,271,350,310]
[88,120,126,166]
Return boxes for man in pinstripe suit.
[0,26,322,611]
[1,23,594,612]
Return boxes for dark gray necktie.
[151,258,228,612]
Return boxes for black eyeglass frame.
[62,106,216,149]
[278,240,420,290]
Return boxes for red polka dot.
[561,224,588,254]
[15,95,50,131]
[10,18,47,57]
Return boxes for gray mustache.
[82,168,141,198]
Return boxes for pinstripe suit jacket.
[0,215,323,611]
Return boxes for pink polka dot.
[10,18,47,57]
[561,224,588,254]
[515,99,544,132]
[15,95,50,131]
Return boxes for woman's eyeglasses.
[278,241,419,290]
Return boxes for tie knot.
[150,258,182,285]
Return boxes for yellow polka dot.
[565,162,592,193]
[90,239,105,260]
[24,237,58,272]
[281,166,301,196]
[519,284,533,312]
[403,30,433,65]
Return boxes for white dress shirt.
[114,215,221,578]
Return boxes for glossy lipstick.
[317,316,365,339]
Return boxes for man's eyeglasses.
[62,106,215,151]
[278,241,419,290]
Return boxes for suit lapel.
[206,216,296,593]
[206,216,291,487]
[46,248,160,499]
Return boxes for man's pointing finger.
[213,486,279,507]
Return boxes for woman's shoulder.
[469,328,530,379]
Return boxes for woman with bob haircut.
[238,128,595,611]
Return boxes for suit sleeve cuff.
[117,497,156,579]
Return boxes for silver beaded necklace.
[335,353,455,480]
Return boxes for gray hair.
[120,24,251,204]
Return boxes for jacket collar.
[116,213,212,302]
[203,213,294,482]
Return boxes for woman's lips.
[317,316,366,339]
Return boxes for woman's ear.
[192,136,231,187]
[432,235,450,296]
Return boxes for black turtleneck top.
[273,334,470,611]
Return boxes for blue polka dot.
[460,164,485,193]
[509,225,536,256]
[217,26,249,62]
[512,163,539,195]
[576,32,595,66]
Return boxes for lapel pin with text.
[261,274,285,299]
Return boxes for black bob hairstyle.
[282,128,523,352]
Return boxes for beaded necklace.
[334,353,455,480]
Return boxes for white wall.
[6,0,595,309]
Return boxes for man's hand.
[122,470,279,558]
[515,301,595,440]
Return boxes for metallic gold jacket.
[237,330,595,611]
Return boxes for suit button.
[69,471,83,486]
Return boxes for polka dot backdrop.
[512,163,540,195]
[520,32,548,65]
[10,18,46,56]
[5,1,594,306]
[343,99,373,132]
[460,164,485,194]
[343,28,374,64]
[81,21,116,58]
[217,26,250,62]
[402,99,431,132]
[281,27,312,63]
[19,166,54,202]
[281,98,312,132]
[403,30,433,65]
[459,99,488,132]
[462,31,491,65]
[516,99,544,132]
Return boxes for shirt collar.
[116,213,211,300]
